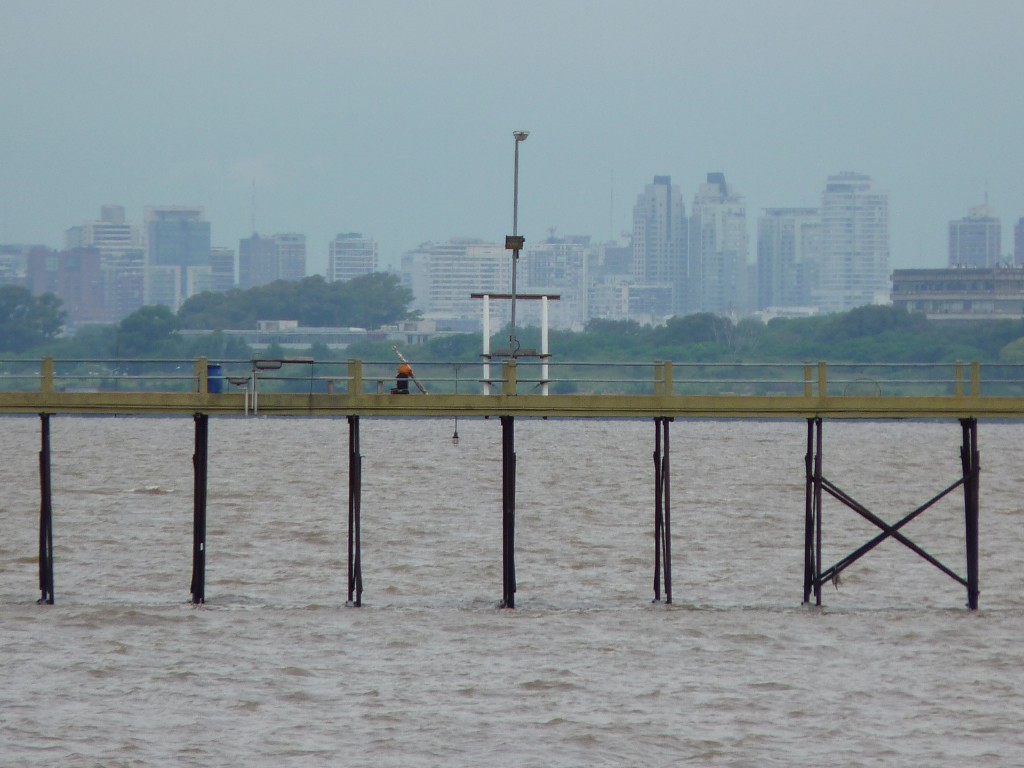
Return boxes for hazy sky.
[3,1,1022,274]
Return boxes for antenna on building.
[250,181,257,235]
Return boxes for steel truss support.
[347,415,363,606]
[38,414,55,605]
[652,417,673,603]
[190,413,208,604]
[803,417,980,609]
[500,416,517,608]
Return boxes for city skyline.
[2,1,1022,277]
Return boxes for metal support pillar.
[652,417,673,603]
[961,418,980,610]
[501,415,516,608]
[347,415,363,606]
[803,418,822,606]
[190,413,208,604]
[38,414,54,605]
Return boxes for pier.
[3,356,1021,609]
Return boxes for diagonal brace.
[819,476,968,588]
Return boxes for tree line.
[3,274,1024,366]
[0,272,416,359]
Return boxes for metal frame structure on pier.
[5,356,1021,610]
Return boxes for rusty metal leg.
[662,418,672,605]
[653,418,663,602]
[347,415,363,606]
[190,413,208,605]
[961,418,980,610]
[813,417,823,606]
[803,418,815,604]
[38,414,54,605]
[501,416,516,608]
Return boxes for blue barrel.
[207,363,224,394]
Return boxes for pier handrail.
[0,357,1009,397]
[3,356,1024,418]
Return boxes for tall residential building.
[66,205,143,321]
[275,234,306,282]
[757,208,821,310]
[26,247,106,325]
[522,235,591,330]
[65,205,137,253]
[689,173,749,316]
[239,234,277,289]
[0,244,32,286]
[814,172,889,313]
[209,247,236,292]
[632,176,687,318]
[144,206,211,310]
[239,233,306,289]
[401,239,509,330]
[949,205,1001,268]
[327,233,378,282]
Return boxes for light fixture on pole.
[505,130,529,357]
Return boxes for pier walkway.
[3,356,1021,610]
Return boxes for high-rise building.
[327,233,378,282]
[209,247,236,292]
[949,205,1001,268]
[274,234,306,283]
[401,239,509,330]
[26,247,106,325]
[632,176,687,318]
[522,234,591,330]
[66,205,143,321]
[238,233,306,289]
[239,234,278,289]
[66,205,136,253]
[757,208,821,310]
[144,206,211,310]
[102,248,145,322]
[0,244,32,287]
[814,173,889,313]
[689,173,749,316]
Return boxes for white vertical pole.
[541,296,549,396]
[483,294,491,395]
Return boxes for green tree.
[117,305,181,357]
[0,286,66,353]
[177,272,417,330]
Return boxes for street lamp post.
[506,130,529,356]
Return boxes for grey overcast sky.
[2,0,1022,274]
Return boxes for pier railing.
[3,356,1024,418]
[1,356,1022,396]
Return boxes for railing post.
[654,360,663,397]
[347,359,363,395]
[817,361,828,399]
[954,360,964,397]
[663,361,673,397]
[195,357,209,394]
[503,359,517,396]
[41,358,55,394]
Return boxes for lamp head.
[513,131,530,142]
